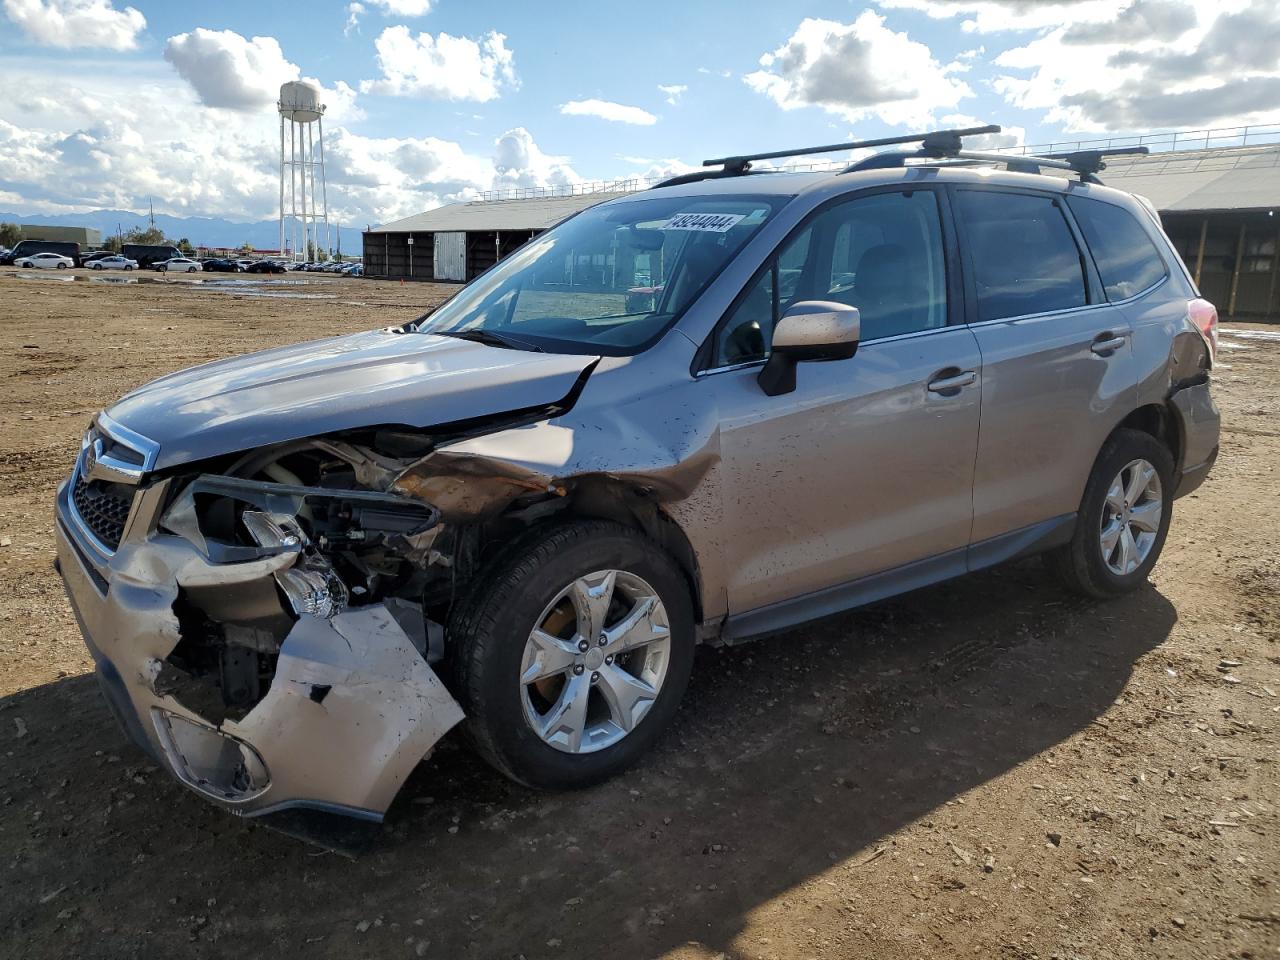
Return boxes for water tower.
[278,81,329,262]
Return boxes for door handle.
[926,370,977,394]
[1091,333,1127,355]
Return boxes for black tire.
[448,520,695,790]
[56,262,66,269]
[1046,428,1175,598]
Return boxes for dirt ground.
[0,269,1276,960]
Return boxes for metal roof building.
[1090,144,1280,213]
[1097,144,1280,318]
[363,189,637,282]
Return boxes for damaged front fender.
[54,478,464,821]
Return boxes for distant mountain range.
[0,209,365,253]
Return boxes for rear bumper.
[54,478,463,821]
[1170,380,1221,499]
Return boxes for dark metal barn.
[362,190,636,283]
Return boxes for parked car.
[80,250,114,265]
[155,257,202,273]
[16,251,75,269]
[201,258,242,273]
[89,255,138,271]
[245,259,286,274]
[53,127,1220,824]
[342,263,364,277]
[123,244,182,270]
[2,239,81,266]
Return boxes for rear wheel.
[449,520,695,789]
[1046,428,1174,598]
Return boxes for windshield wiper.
[433,329,545,352]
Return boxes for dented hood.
[106,329,597,470]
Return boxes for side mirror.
[758,301,860,396]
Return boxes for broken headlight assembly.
[160,474,441,619]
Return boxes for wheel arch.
[484,476,706,626]
[1111,403,1182,470]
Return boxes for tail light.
[1188,298,1217,362]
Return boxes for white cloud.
[624,157,698,182]
[344,0,428,35]
[744,12,972,127]
[359,26,516,101]
[163,28,362,123]
[559,99,657,125]
[366,0,432,14]
[0,56,587,229]
[344,2,364,36]
[657,83,687,105]
[876,0,1117,34]
[164,29,300,110]
[3,0,145,50]
[989,0,1280,131]
[939,114,1025,148]
[492,127,581,190]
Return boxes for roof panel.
[1098,144,1280,212]
[367,191,638,233]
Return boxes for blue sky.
[1,0,1277,226]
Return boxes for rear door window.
[1066,196,1167,301]
[956,190,1087,322]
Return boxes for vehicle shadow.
[0,558,1176,960]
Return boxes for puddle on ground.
[206,288,337,300]
[4,269,342,299]
[1220,327,1280,342]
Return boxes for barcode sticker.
[659,212,746,233]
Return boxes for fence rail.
[470,122,1280,203]
[996,123,1280,157]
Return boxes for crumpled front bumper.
[54,478,464,821]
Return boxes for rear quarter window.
[1066,195,1168,301]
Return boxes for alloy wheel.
[520,569,671,754]
[1100,458,1163,576]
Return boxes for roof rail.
[843,143,1151,184]
[650,124,1002,189]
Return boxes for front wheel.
[57,263,66,269]
[449,520,695,789]
[125,265,132,271]
[1046,428,1174,598]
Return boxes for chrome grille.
[66,414,159,555]
[71,473,133,551]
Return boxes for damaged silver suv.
[55,127,1221,822]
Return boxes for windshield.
[414,193,789,355]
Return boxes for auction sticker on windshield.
[660,212,746,232]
